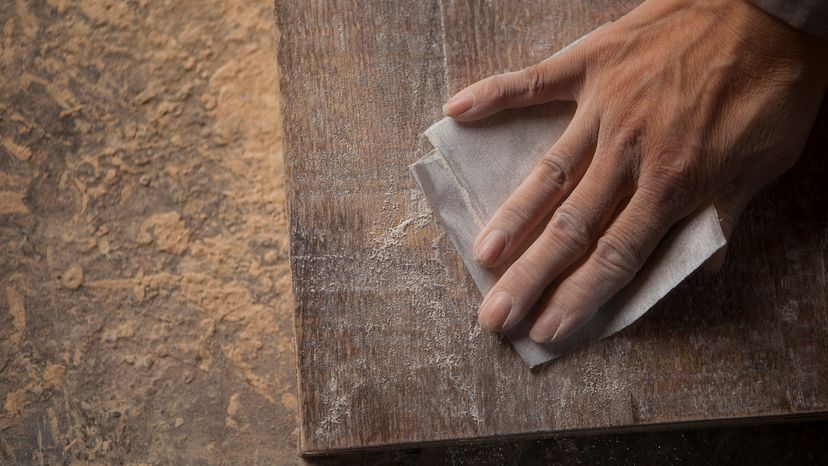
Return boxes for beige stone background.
[1,0,827,465]
[1,0,300,463]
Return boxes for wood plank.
[276,0,464,454]
[278,0,828,455]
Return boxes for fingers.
[477,148,634,332]
[473,108,599,268]
[443,51,583,121]
[528,184,681,343]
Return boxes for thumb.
[443,52,583,121]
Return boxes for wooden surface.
[278,0,828,455]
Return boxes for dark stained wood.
[277,0,828,455]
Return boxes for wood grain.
[277,0,828,455]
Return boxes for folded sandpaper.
[410,102,727,368]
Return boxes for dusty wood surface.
[279,0,828,455]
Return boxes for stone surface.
[0,0,295,463]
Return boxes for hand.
[442,0,828,343]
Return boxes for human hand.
[442,0,828,343]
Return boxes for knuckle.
[633,186,674,226]
[559,278,593,309]
[648,155,695,194]
[593,234,641,279]
[595,122,648,181]
[491,68,535,101]
[484,74,509,100]
[639,156,699,219]
[619,126,646,161]
[535,152,568,192]
[657,154,693,181]
[519,64,546,99]
[506,257,543,287]
[547,204,592,254]
[581,28,616,62]
[498,200,533,227]
[614,119,646,144]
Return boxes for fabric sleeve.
[751,0,828,39]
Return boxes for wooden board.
[276,0,828,455]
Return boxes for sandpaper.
[411,102,726,368]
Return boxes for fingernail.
[473,230,507,267]
[529,312,563,343]
[442,93,474,117]
[549,316,580,343]
[501,307,523,332]
[478,291,513,331]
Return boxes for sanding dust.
[42,364,66,388]
[2,137,33,161]
[314,374,350,439]
[225,393,243,430]
[61,264,84,289]
[4,389,28,416]
[310,185,488,435]
[0,0,299,463]
[0,192,29,215]
[137,212,191,255]
[7,286,27,345]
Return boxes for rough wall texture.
[1,0,827,465]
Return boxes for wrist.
[717,0,828,91]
